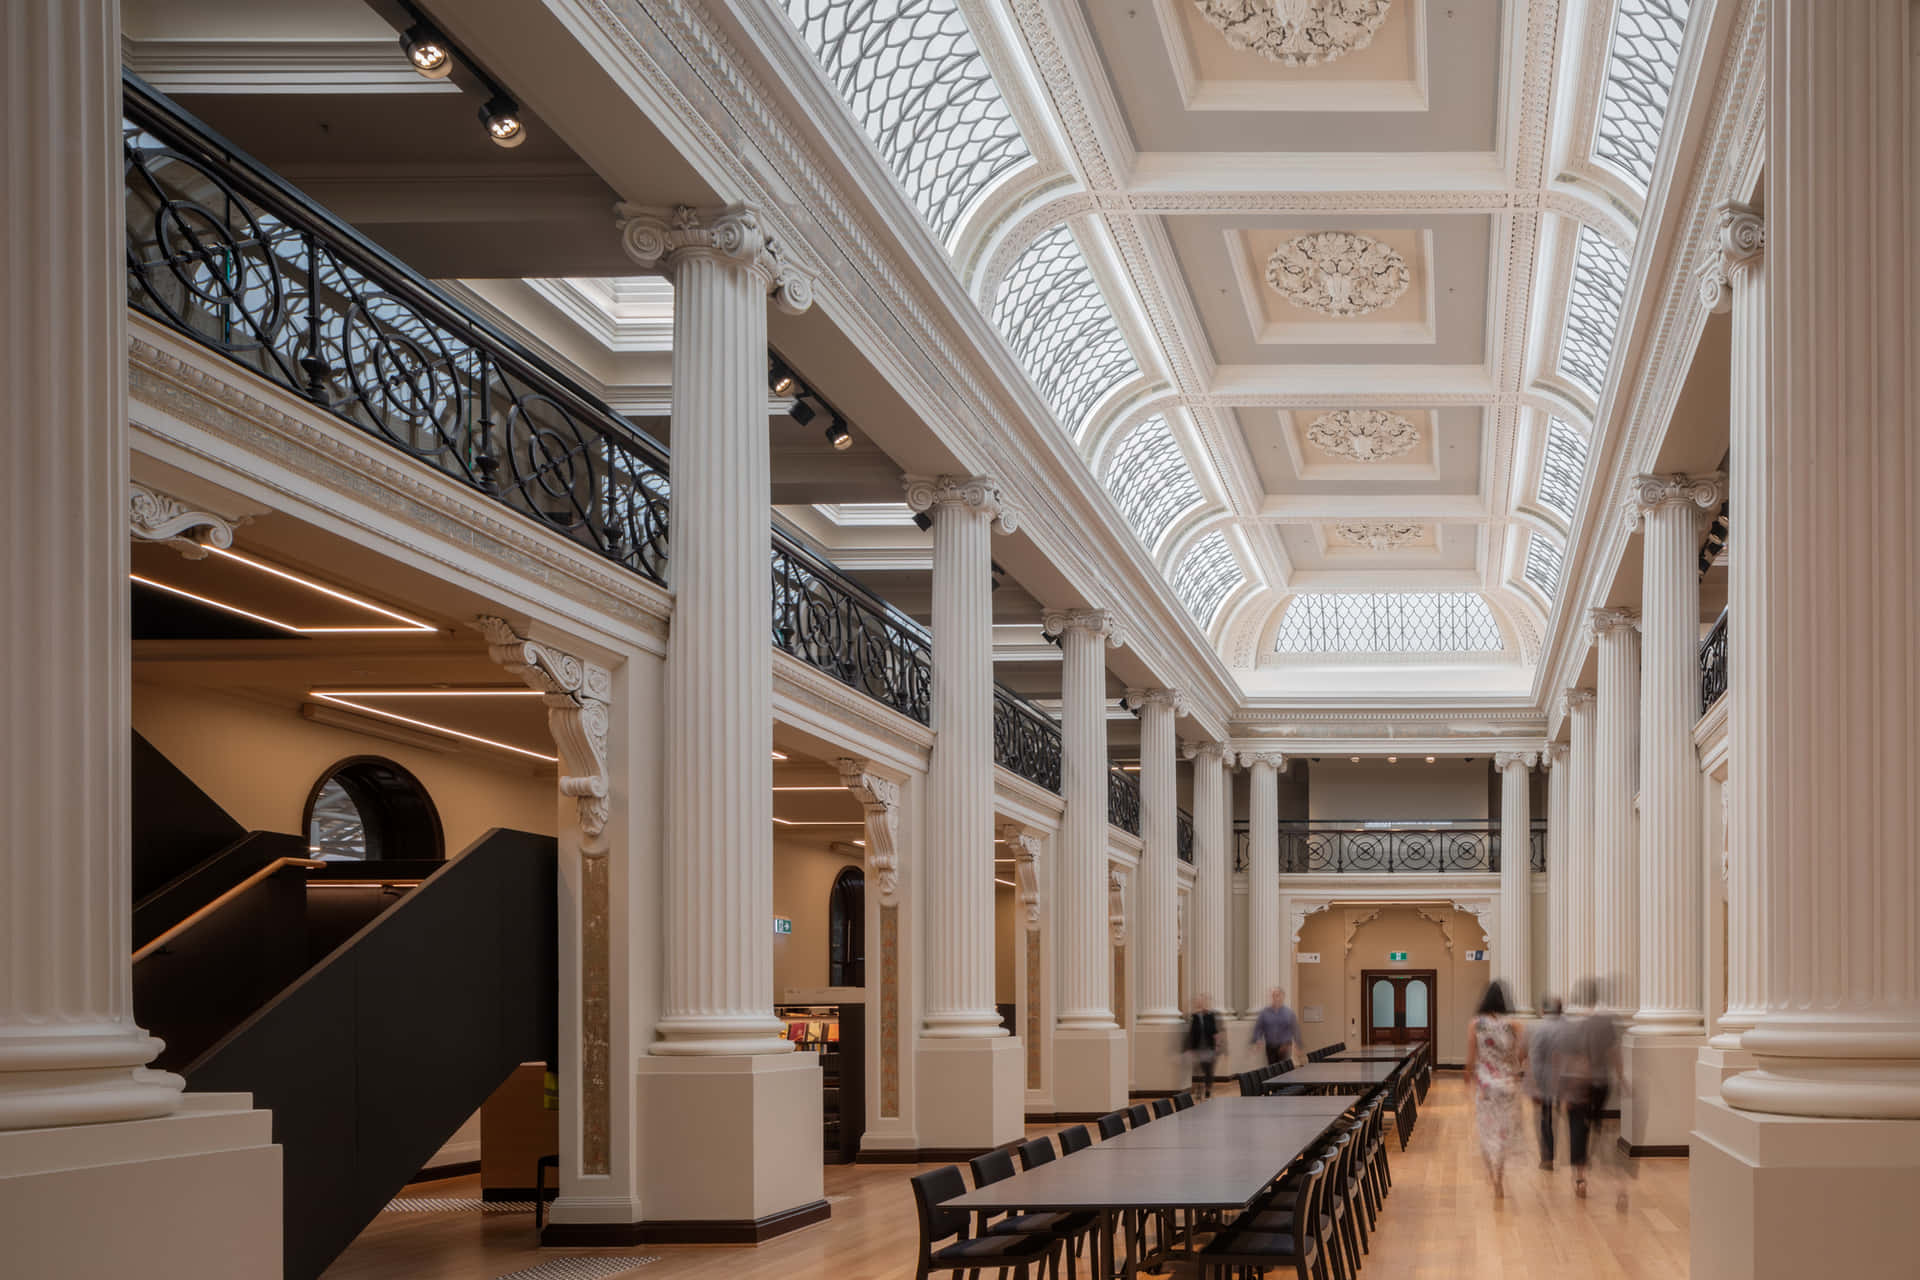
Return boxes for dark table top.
[1268,1060,1401,1086]
[1327,1045,1418,1061]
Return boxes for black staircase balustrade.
[1699,609,1729,714]
[992,684,1063,793]
[771,534,932,724]
[1108,768,1141,836]
[121,77,670,587]
[1177,809,1195,864]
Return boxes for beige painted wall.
[995,881,1017,1008]
[133,681,557,854]
[1307,759,1491,822]
[772,837,864,999]
[1292,904,1492,1064]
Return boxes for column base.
[0,1092,280,1279]
[1691,1096,1920,1280]
[915,1036,1023,1152]
[631,1052,824,1239]
[1052,1026,1128,1116]
[1623,1030,1705,1154]
[1129,1022,1191,1093]
[1696,1042,1757,1104]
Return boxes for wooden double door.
[1361,970,1436,1046]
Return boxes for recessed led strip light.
[308,689,555,762]
[134,545,436,635]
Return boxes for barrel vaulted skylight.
[778,0,1032,242]
[1274,593,1505,654]
[1537,417,1588,522]
[991,225,1141,433]
[1523,535,1564,598]
[1593,0,1692,192]
[1105,415,1202,550]
[1173,532,1241,628]
[1557,227,1631,398]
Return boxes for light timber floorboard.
[323,1075,1690,1278]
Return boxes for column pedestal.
[1623,1032,1703,1154]
[1696,1043,1757,1102]
[1053,1029,1131,1116]
[1129,1024,1192,1094]
[915,1038,1024,1151]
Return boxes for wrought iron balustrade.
[1108,769,1141,837]
[1530,826,1547,873]
[1227,820,1548,874]
[771,535,932,724]
[1699,609,1728,714]
[1177,810,1194,864]
[122,78,669,586]
[992,685,1062,793]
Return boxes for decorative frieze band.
[902,474,1017,532]
[1042,607,1126,650]
[838,759,902,904]
[1624,472,1726,531]
[128,481,236,558]
[472,616,612,853]
[614,203,814,315]
[999,824,1043,929]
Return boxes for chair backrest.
[1289,1158,1327,1249]
[1017,1137,1056,1171]
[1172,1091,1194,1111]
[968,1146,1017,1189]
[1151,1097,1174,1118]
[1126,1103,1152,1128]
[1274,1059,1295,1074]
[1057,1124,1092,1155]
[1097,1111,1128,1140]
[910,1165,971,1250]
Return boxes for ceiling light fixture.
[994,877,1017,888]
[1426,756,1436,764]
[1351,756,1361,763]
[769,356,800,398]
[823,416,852,452]
[480,95,525,148]
[1387,755,1398,764]
[131,545,436,635]
[306,690,556,762]
[399,24,453,78]
[789,398,817,428]
[771,750,789,761]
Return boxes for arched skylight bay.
[1593,0,1691,192]
[1173,532,1241,628]
[1524,535,1564,598]
[780,0,1032,242]
[1538,417,1589,521]
[1105,415,1202,549]
[1274,592,1504,654]
[1558,227,1631,398]
[992,225,1140,432]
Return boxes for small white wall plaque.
[1296,952,1320,964]
[1465,948,1488,961]
[1302,1005,1324,1022]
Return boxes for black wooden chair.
[1016,1137,1055,1171]
[969,1148,1098,1279]
[1198,1157,1331,1280]
[1096,1110,1127,1140]
[1172,1090,1195,1111]
[1056,1124,1093,1155]
[909,1165,1059,1280]
[1150,1097,1175,1118]
[1125,1103,1153,1128]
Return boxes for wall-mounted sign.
[1465,949,1488,961]
[1388,950,1409,962]
[1302,1005,1324,1022]
[773,916,793,935]
[1296,952,1321,964]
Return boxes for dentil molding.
[472,615,612,853]
[128,481,237,557]
[1267,230,1410,317]
[1193,0,1395,68]
[614,203,815,315]
[1304,408,1421,462]
[839,759,903,904]
[902,474,1017,532]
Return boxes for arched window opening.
[302,756,443,862]
[828,865,866,988]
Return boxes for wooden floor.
[326,1075,1690,1279]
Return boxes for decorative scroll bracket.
[614,203,815,315]
[1108,865,1128,946]
[1288,899,1332,947]
[129,482,238,558]
[472,616,611,854]
[839,758,902,904]
[999,823,1043,930]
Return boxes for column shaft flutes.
[1591,612,1641,1016]
[1129,691,1184,1026]
[1047,611,1123,1029]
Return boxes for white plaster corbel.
[999,823,1043,929]
[1109,865,1129,946]
[837,758,902,904]
[1288,899,1332,946]
[472,616,611,853]
[129,481,237,558]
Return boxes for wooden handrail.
[131,858,327,962]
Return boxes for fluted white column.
[1563,690,1598,1000]
[620,204,811,1056]
[1724,0,1920,1120]
[1544,744,1571,1002]
[1184,743,1229,1012]
[1590,610,1641,1016]
[1045,610,1124,1029]
[1244,753,1285,1006]
[1494,752,1538,1011]
[1627,475,1723,1036]
[908,477,1015,1037]
[0,0,185,1131]
[1127,690,1184,1027]
[1699,203,1768,1051]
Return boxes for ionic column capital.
[1697,201,1766,315]
[1543,742,1570,767]
[615,202,814,315]
[1492,750,1539,772]
[1588,607,1641,640]
[903,474,1017,533]
[1182,740,1230,764]
[1123,687,1186,716]
[1043,608,1126,650]
[1562,686,1597,714]
[1624,472,1726,532]
[1242,750,1287,773]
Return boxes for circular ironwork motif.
[1267,230,1409,317]
[1305,408,1421,462]
[1193,0,1393,67]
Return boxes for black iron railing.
[1229,820,1546,874]
[992,685,1063,793]
[1177,810,1194,864]
[772,536,932,724]
[1108,769,1141,836]
[1699,609,1728,714]
[122,78,670,586]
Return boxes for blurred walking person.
[1250,988,1301,1067]
[1185,994,1224,1101]
[1529,995,1567,1170]
[1558,978,1625,1206]
[1463,979,1527,1199]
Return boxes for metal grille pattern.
[993,685,1062,793]
[1593,0,1691,191]
[1273,592,1504,653]
[1173,533,1242,628]
[1699,609,1727,713]
[123,91,670,587]
[1524,534,1564,597]
[1105,415,1202,549]
[1557,227,1631,399]
[1108,768,1141,836]
[772,537,932,723]
[1538,417,1588,521]
[1177,810,1194,864]
[1274,822,1546,874]
[991,225,1140,433]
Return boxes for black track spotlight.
[399,24,454,78]
[912,511,933,532]
[789,398,817,428]
[480,95,526,148]
[768,356,799,398]
[824,416,852,451]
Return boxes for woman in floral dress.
[1462,979,1527,1198]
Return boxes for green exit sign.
[773,916,793,935]
[1388,951,1409,962]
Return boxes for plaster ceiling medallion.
[1193,0,1394,67]
[1304,408,1421,462]
[1266,231,1410,317]
[1333,520,1425,551]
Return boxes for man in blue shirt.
[1251,988,1301,1066]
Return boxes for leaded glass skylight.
[1273,593,1505,653]
[1593,0,1691,192]
[1524,535,1564,598]
[1557,227,1630,398]
[1538,417,1589,521]
[1174,532,1241,628]
[992,225,1141,433]
[1105,416,1202,549]
[779,0,1032,242]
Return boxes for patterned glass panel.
[1273,592,1505,653]
[1538,417,1588,521]
[1593,0,1691,191]
[1174,532,1241,628]
[1557,227,1631,398]
[991,225,1141,432]
[1524,534,1564,598]
[780,0,1033,241]
[1105,415,1202,549]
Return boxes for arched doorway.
[827,865,865,987]
[302,756,443,862]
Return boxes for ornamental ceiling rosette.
[1304,408,1420,462]
[1193,0,1394,67]
[1267,230,1410,317]
[1332,520,1425,551]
